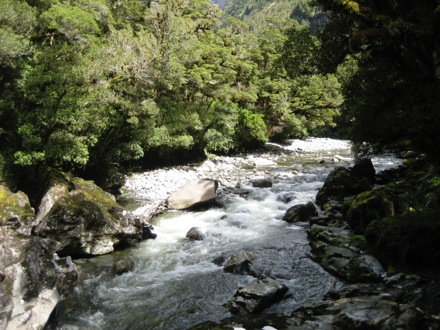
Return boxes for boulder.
[290,296,428,329]
[351,158,376,183]
[251,178,273,188]
[0,226,78,330]
[167,179,219,210]
[282,202,318,223]
[315,166,372,207]
[186,227,205,241]
[115,259,135,275]
[35,177,146,257]
[224,250,256,275]
[0,184,35,235]
[226,277,288,314]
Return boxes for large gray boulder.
[167,179,218,210]
[226,277,288,314]
[35,177,148,257]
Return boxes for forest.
[0,0,341,197]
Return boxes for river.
[46,138,401,330]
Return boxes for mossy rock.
[35,178,129,257]
[316,167,372,207]
[345,190,394,234]
[0,184,35,229]
[365,209,440,271]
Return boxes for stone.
[282,202,318,223]
[351,158,376,183]
[0,227,78,330]
[308,225,385,283]
[226,277,288,314]
[315,167,372,207]
[186,227,206,241]
[251,178,273,188]
[167,179,219,210]
[0,184,35,235]
[35,177,145,257]
[115,259,135,275]
[224,250,256,275]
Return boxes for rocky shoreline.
[191,157,440,329]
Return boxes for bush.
[236,109,268,147]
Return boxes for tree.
[315,0,440,163]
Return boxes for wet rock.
[224,250,256,275]
[35,177,144,258]
[226,277,288,314]
[167,179,219,210]
[308,225,385,283]
[115,259,135,275]
[315,167,372,207]
[186,227,206,241]
[289,294,434,329]
[251,178,273,188]
[351,158,375,183]
[282,202,318,223]
[276,192,296,204]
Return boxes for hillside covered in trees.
[0,0,344,197]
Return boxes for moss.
[0,185,35,225]
[71,178,118,211]
[345,189,394,234]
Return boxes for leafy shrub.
[236,109,268,147]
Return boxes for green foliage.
[282,24,319,78]
[291,74,342,135]
[39,2,101,43]
[223,0,320,35]
[0,0,344,193]
[0,0,36,64]
[236,109,268,146]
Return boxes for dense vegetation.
[313,0,440,274]
[315,0,440,164]
[0,0,344,196]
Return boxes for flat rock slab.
[167,179,218,210]
[226,277,288,314]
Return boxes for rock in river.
[167,179,219,210]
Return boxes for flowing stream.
[47,138,401,330]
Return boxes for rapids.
[46,138,401,330]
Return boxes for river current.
[47,138,401,330]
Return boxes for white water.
[48,138,402,330]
